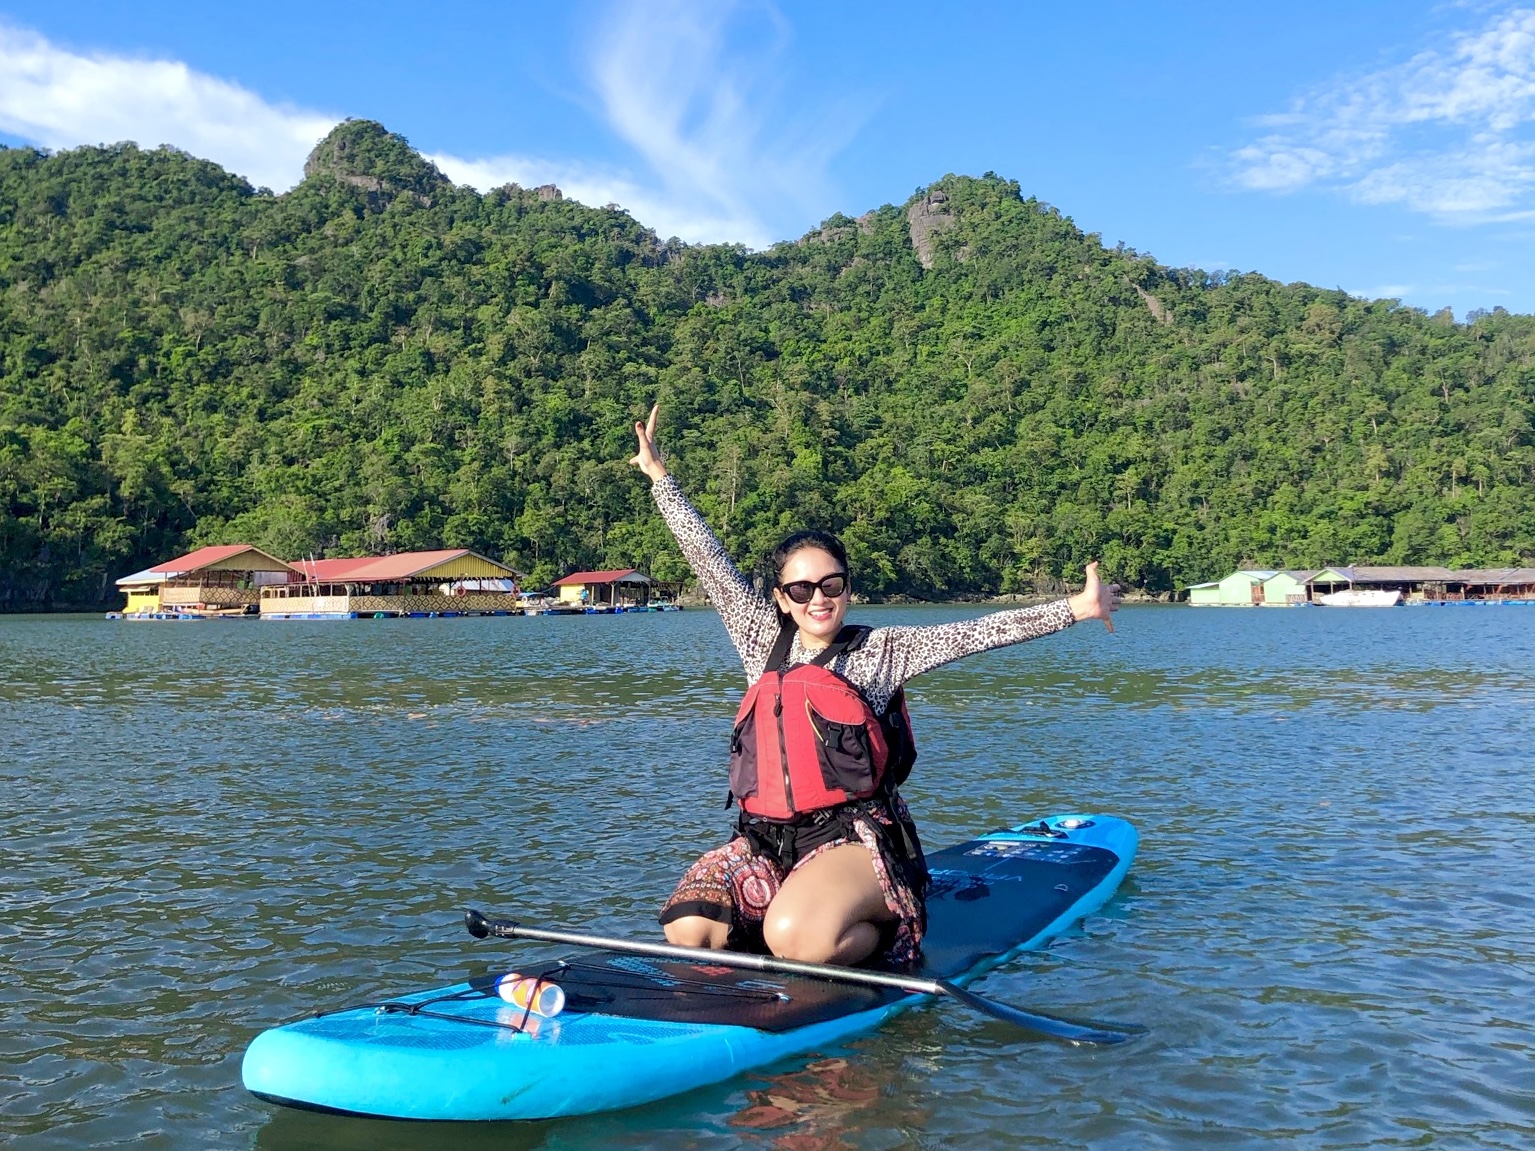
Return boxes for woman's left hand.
[1068,561,1119,632]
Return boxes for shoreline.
[2,591,1172,616]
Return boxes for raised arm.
[630,406,781,676]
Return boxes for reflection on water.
[3,606,1535,1150]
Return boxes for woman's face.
[771,547,850,646]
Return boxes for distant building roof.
[1220,570,1276,584]
[1456,567,1535,586]
[552,568,652,587]
[1349,566,1459,582]
[1310,565,1461,583]
[291,556,379,581]
[292,550,520,583]
[115,543,295,585]
[115,566,170,588]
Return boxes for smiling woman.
[627,405,1117,970]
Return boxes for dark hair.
[770,530,850,584]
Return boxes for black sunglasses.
[778,573,849,604]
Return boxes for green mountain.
[2,119,1532,608]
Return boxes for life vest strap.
[765,621,873,674]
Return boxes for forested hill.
[2,119,1533,609]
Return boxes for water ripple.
[3,607,1534,1149]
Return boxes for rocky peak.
[907,188,955,270]
[1131,282,1173,325]
[302,120,449,205]
[492,182,564,202]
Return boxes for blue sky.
[3,1,1535,316]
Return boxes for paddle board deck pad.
[242,813,1136,1120]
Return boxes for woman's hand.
[629,404,668,482]
[1068,561,1119,632]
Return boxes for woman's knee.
[663,915,730,949]
[763,913,878,965]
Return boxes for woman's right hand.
[629,404,668,482]
[1068,561,1119,632]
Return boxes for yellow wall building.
[114,545,296,617]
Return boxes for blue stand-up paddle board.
[242,812,1137,1120]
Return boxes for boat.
[242,813,1138,1121]
[1317,588,1402,607]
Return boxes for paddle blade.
[936,980,1146,1046]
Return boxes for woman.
[630,406,1116,969]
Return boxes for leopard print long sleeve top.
[652,474,1076,713]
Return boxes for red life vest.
[729,625,916,821]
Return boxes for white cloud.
[1350,281,1512,303]
[437,1,862,247]
[1229,7,1535,222]
[0,3,858,245]
[582,0,861,245]
[427,150,765,246]
[0,22,337,191]
[1355,283,1416,300]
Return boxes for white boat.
[1317,588,1402,607]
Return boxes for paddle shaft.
[478,916,945,997]
[465,909,1143,1045]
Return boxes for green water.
[4,606,1533,1149]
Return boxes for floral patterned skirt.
[658,800,926,969]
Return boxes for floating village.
[106,544,676,620]
[1187,566,1535,607]
[104,544,1535,621]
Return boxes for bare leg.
[662,914,730,949]
[762,843,894,965]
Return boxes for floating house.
[1456,568,1535,601]
[260,550,523,619]
[114,544,297,618]
[1185,570,1276,606]
[1310,566,1465,604]
[1260,570,1317,606]
[1188,564,1535,605]
[551,569,654,609]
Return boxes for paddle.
[464,908,1144,1046]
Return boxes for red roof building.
[551,568,642,586]
[550,568,653,607]
[113,544,297,615]
[288,550,520,586]
[262,549,524,618]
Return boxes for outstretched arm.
[630,406,781,677]
[869,564,1119,688]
